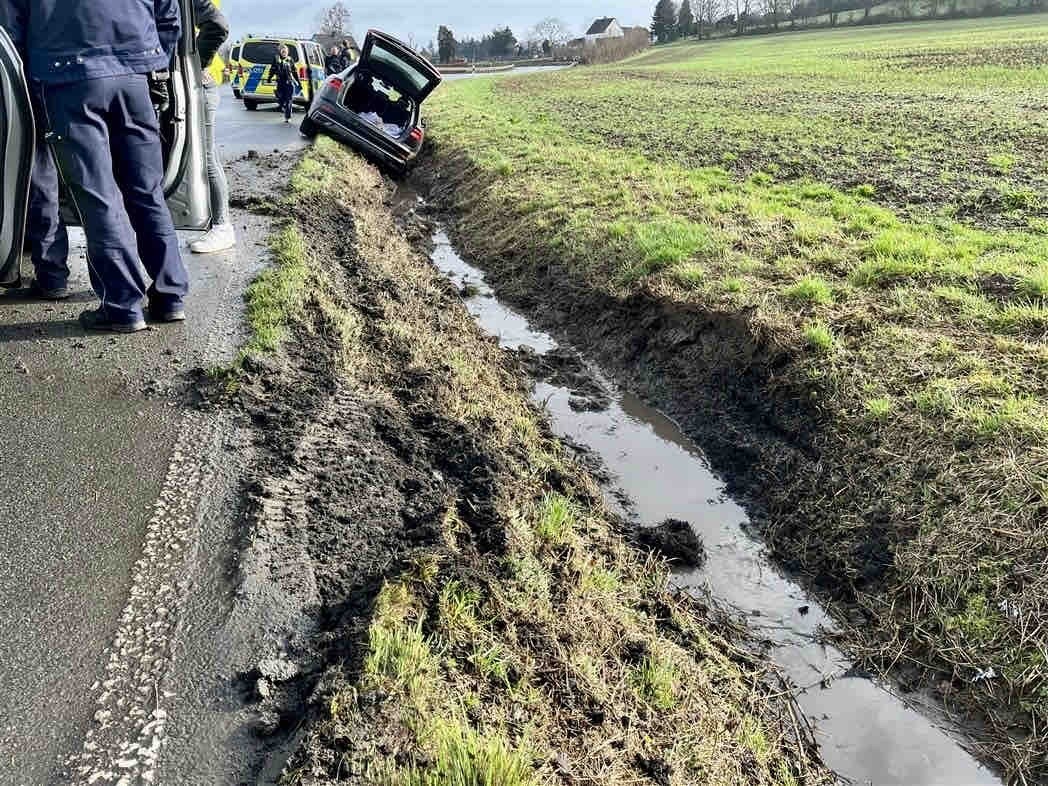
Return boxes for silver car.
[0,1,210,286]
[300,30,441,175]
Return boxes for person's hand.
[149,70,171,113]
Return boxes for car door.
[358,30,442,105]
[164,0,210,229]
[0,26,33,288]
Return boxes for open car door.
[155,0,210,229]
[359,30,442,104]
[0,26,33,288]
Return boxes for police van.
[237,36,327,111]
[228,41,243,97]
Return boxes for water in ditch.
[430,229,1000,786]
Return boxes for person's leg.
[44,79,149,328]
[107,73,188,315]
[26,88,70,295]
[190,84,236,254]
[26,140,70,295]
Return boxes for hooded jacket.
[192,0,230,86]
[0,0,180,85]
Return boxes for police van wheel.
[244,99,259,111]
[300,116,318,138]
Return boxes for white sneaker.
[190,223,236,254]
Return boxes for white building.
[584,17,624,45]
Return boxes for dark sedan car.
[300,30,441,174]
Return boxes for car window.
[231,45,241,62]
[368,40,433,93]
[242,41,299,64]
[307,44,321,66]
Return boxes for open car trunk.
[342,72,415,141]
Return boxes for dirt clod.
[635,519,706,568]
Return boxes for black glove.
[148,70,171,113]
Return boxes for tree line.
[652,0,1045,40]
[432,17,575,64]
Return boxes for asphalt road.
[0,87,296,786]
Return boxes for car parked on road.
[300,30,441,175]
[0,4,210,286]
[238,36,326,111]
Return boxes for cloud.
[223,0,650,46]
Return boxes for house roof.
[585,17,617,35]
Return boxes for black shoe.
[29,280,70,300]
[147,302,186,323]
[79,308,147,334]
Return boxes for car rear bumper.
[308,103,415,171]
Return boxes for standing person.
[340,39,355,64]
[324,45,343,76]
[267,45,302,123]
[189,0,235,255]
[0,0,189,333]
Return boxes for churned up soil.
[227,137,830,785]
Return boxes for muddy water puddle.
[431,229,1000,786]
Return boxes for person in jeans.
[189,0,233,254]
[267,45,302,123]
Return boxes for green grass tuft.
[393,722,535,786]
[804,321,835,353]
[631,652,678,711]
[786,275,834,305]
[242,226,310,358]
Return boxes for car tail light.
[299,66,307,79]
[328,77,343,90]
[409,127,423,144]
[237,65,243,77]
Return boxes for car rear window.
[231,45,241,61]
[369,41,433,94]
[242,41,299,64]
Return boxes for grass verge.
[420,16,1048,781]
[249,138,829,785]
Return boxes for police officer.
[1,0,189,333]
[267,45,303,123]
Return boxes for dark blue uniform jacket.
[0,0,181,84]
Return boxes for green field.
[425,15,1048,778]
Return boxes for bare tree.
[734,0,751,33]
[528,17,573,48]
[317,1,352,38]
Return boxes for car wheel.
[244,99,259,111]
[300,115,318,138]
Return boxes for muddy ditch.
[189,140,838,785]
[404,203,1008,786]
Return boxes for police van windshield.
[242,41,299,64]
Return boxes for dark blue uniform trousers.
[27,89,69,291]
[43,74,188,324]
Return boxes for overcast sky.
[222,0,651,48]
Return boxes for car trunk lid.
[358,30,442,103]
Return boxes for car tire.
[300,115,318,138]
[244,99,259,111]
